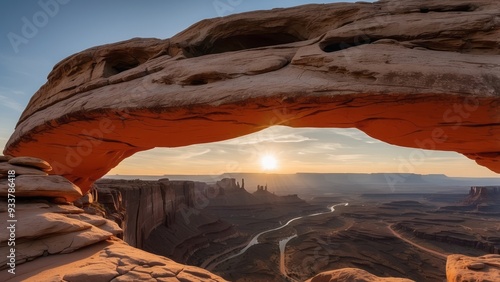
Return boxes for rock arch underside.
[4,0,500,195]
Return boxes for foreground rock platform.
[446,254,500,282]
[3,0,500,194]
[2,238,227,282]
[306,268,415,282]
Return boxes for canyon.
[94,178,315,266]
[1,0,499,281]
[93,176,500,281]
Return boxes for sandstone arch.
[4,0,500,194]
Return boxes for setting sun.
[261,155,278,171]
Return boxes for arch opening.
[109,126,498,181]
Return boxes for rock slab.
[0,175,83,202]
[305,268,415,282]
[0,199,117,270]
[8,156,52,171]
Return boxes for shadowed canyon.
[1,0,500,281]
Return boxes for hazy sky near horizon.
[0,0,498,178]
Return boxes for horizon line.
[104,172,500,178]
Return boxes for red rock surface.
[446,254,500,282]
[4,0,500,194]
[306,268,414,282]
[3,238,227,282]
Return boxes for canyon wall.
[0,156,226,282]
[96,179,197,248]
[395,222,500,254]
[95,179,237,263]
[3,0,500,194]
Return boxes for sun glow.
[261,155,278,171]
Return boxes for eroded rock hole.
[102,52,150,78]
[189,33,305,56]
[320,36,372,53]
[181,72,231,86]
[419,5,476,13]
[189,79,208,86]
[112,61,140,73]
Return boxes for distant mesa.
[256,184,268,192]
[254,183,303,204]
[209,178,303,205]
[464,186,500,203]
[439,185,500,213]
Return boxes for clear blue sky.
[0,0,497,177]
[0,0,347,145]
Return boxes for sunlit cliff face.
[4,0,500,193]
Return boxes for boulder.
[0,175,83,202]
[467,262,485,270]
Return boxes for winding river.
[279,234,297,280]
[213,202,349,277]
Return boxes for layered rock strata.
[0,156,82,203]
[0,156,120,274]
[395,221,500,254]
[0,156,227,281]
[95,178,237,263]
[93,186,126,227]
[95,178,200,249]
[3,0,500,194]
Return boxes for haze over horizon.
[1,1,498,178]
